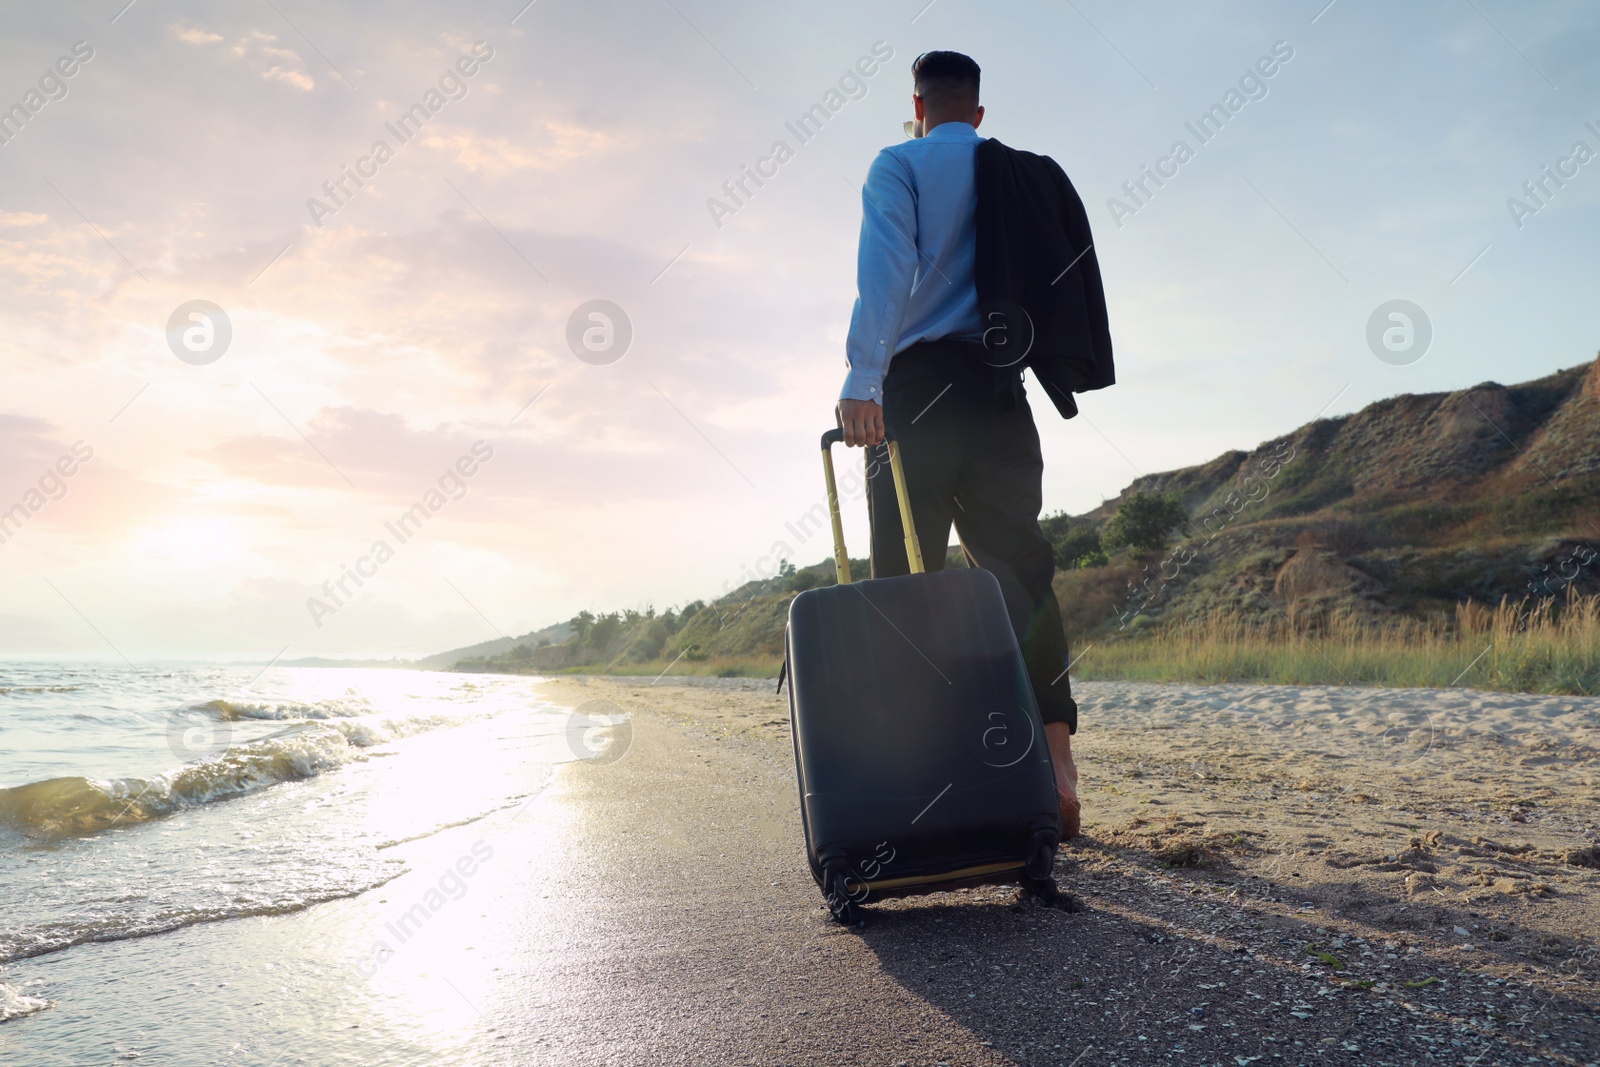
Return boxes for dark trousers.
[866,339,1079,732]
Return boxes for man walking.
[835,51,1113,838]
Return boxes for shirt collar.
[922,121,981,142]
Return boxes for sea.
[0,662,603,1056]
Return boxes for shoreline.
[449,640,1600,695]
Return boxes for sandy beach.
[533,674,1600,1066]
[5,673,1597,1066]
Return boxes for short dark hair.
[912,51,980,110]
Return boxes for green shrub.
[1041,512,1104,570]
[626,620,669,662]
[588,612,622,649]
[1073,547,1110,569]
[1104,492,1189,553]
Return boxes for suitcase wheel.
[821,861,861,926]
[1020,828,1060,903]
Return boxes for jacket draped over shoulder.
[974,138,1115,420]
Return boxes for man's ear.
[972,105,985,130]
[912,94,925,120]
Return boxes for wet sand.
[4,676,1597,1065]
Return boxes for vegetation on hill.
[451,356,1600,694]
[455,551,956,679]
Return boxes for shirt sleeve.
[841,149,920,403]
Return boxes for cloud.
[422,121,616,175]
[199,407,509,499]
[0,416,184,550]
[0,212,48,227]
[173,24,224,46]
[217,29,315,91]
[262,65,316,92]
[0,414,63,496]
[200,432,340,490]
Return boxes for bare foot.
[1044,721,1081,839]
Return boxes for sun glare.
[129,516,244,567]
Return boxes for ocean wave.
[0,726,363,839]
[193,695,375,721]
[0,685,81,695]
[0,708,482,841]
[0,877,403,965]
[0,979,51,1022]
[328,713,462,747]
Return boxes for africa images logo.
[566,300,632,366]
[1366,300,1432,366]
[166,300,232,365]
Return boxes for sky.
[1,0,1597,661]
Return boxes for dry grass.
[548,656,782,680]
[1076,593,1600,695]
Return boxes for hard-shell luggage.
[783,428,1062,923]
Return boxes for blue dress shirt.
[841,121,985,403]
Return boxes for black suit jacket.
[974,138,1114,420]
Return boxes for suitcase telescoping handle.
[820,427,924,585]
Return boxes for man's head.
[911,50,983,134]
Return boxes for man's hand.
[836,398,885,447]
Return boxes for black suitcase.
[783,428,1061,923]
